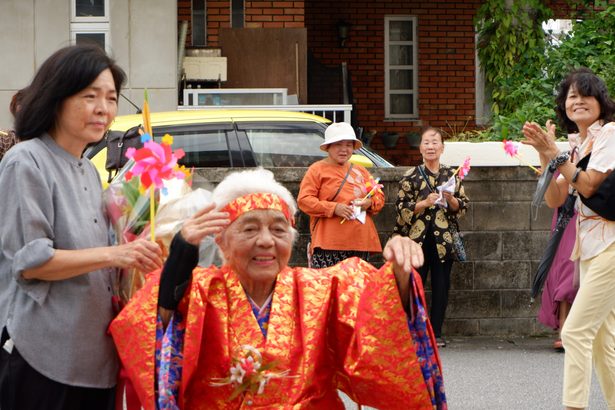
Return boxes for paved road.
[438,336,606,409]
[343,336,608,409]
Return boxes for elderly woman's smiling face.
[218,209,293,288]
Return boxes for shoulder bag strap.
[332,163,354,201]
[311,163,354,232]
[417,164,436,193]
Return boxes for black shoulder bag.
[576,153,615,220]
[417,165,467,261]
[105,125,144,182]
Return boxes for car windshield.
[244,129,327,167]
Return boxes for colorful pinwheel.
[124,133,187,191]
[503,140,519,157]
[362,176,384,199]
[122,90,190,242]
[454,156,472,180]
[502,139,541,174]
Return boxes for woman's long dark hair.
[555,67,615,134]
[15,44,126,140]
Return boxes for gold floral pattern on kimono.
[110,258,443,409]
[393,164,469,261]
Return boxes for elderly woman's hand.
[353,197,372,211]
[334,202,355,220]
[383,236,424,273]
[424,193,440,208]
[521,120,559,159]
[181,203,230,246]
[443,192,460,211]
[383,236,423,312]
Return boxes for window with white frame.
[70,0,110,51]
[384,16,418,119]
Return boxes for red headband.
[220,193,295,227]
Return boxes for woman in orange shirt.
[298,122,385,268]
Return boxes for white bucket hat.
[320,122,363,151]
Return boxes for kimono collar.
[246,291,274,315]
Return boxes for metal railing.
[177,104,353,124]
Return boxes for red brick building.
[177,0,575,165]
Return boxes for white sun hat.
[320,122,363,151]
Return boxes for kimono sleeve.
[327,258,436,410]
[110,267,213,410]
[110,270,162,410]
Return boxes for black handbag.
[576,154,615,220]
[448,217,467,262]
[417,165,467,261]
[105,125,143,182]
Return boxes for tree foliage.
[475,0,552,115]
[468,1,615,141]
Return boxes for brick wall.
[206,1,231,45]
[177,0,584,167]
[193,165,555,337]
[244,1,305,29]
[178,1,306,47]
[305,0,483,166]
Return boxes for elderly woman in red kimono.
[110,168,447,410]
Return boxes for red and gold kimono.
[110,257,446,409]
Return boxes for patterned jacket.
[393,164,469,261]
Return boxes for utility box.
[183,56,227,81]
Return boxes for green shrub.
[473,2,615,142]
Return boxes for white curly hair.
[212,167,297,217]
[212,169,298,264]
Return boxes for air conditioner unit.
[183,56,227,81]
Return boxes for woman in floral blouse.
[393,127,469,347]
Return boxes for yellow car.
[85,109,393,186]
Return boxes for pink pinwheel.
[123,133,189,243]
[502,139,541,174]
[458,156,471,180]
[503,140,519,157]
[124,134,186,190]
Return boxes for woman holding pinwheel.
[0,45,162,409]
[393,126,469,348]
[297,122,385,268]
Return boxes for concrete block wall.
[194,166,556,337]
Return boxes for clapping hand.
[521,120,559,159]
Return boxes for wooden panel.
[219,28,308,104]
